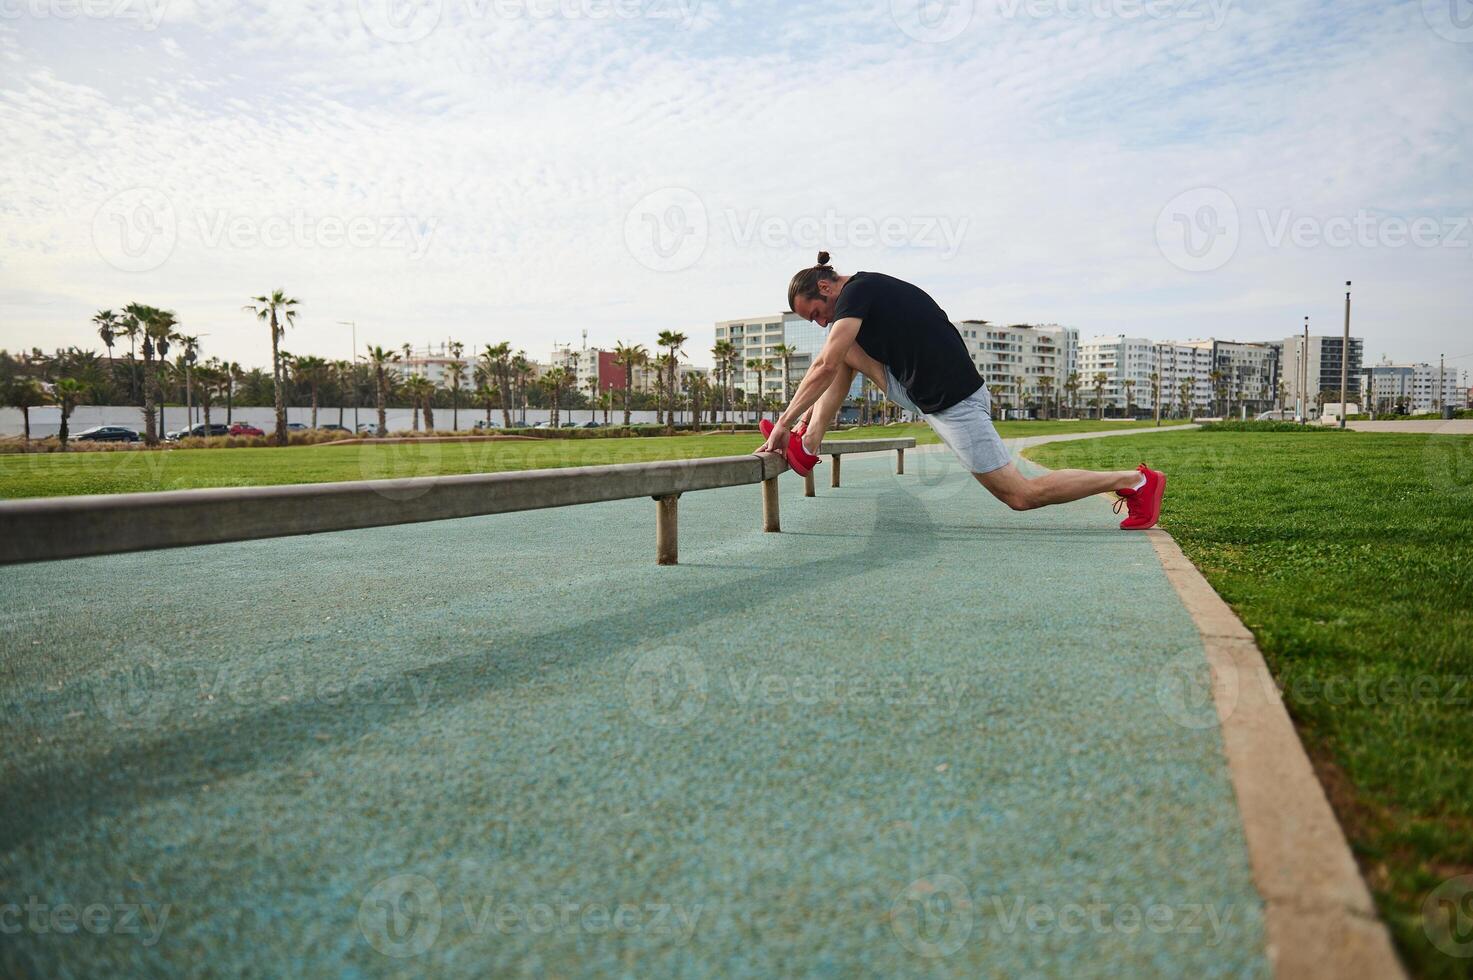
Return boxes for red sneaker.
[757,420,818,476]
[1113,463,1166,530]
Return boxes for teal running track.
[1,445,1269,977]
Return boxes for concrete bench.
[808,437,917,496]
[0,452,807,568]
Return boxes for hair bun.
[816,251,831,266]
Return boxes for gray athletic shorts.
[884,366,1012,475]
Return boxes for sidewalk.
[2,438,1269,977]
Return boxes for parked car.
[578,420,602,428]
[74,425,140,443]
[472,419,500,430]
[357,422,379,433]
[318,423,350,433]
[167,423,230,440]
[228,422,265,436]
[533,421,552,429]
[286,422,309,431]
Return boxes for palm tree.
[224,361,242,424]
[402,375,433,431]
[542,367,574,427]
[446,341,466,431]
[1179,378,1195,422]
[772,343,797,403]
[1092,371,1107,420]
[586,372,600,423]
[1207,369,1224,418]
[709,341,732,424]
[4,376,46,443]
[1149,372,1161,426]
[480,342,514,428]
[131,304,178,445]
[195,360,224,430]
[93,310,120,374]
[49,377,88,449]
[244,290,300,445]
[367,345,399,436]
[178,334,200,427]
[475,382,496,427]
[656,331,687,431]
[293,355,331,429]
[115,310,142,405]
[512,353,533,425]
[1123,379,1136,418]
[1037,375,1054,420]
[746,358,771,422]
[331,359,353,427]
[1064,371,1081,419]
[613,342,647,426]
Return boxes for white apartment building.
[714,314,860,403]
[955,321,1077,413]
[1363,360,1468,413]
[401,342,471,388]
[1278,335,1364,415]
[1078,337,1219,416]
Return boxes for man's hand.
[755,420,790,456]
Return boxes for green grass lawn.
[1025,429,1473,978]
[0,419,1183,499]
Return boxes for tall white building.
[1078,337,1220,415]
[1363,360,1468,413]
[714,314,859,404]
[955,321,1077,413]
[1278,335,1364,416]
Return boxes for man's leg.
[976,462,1141,511]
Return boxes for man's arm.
[755,317,861,454]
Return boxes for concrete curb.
[1142,529,1405,980]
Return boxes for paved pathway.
[1,431,1269,977]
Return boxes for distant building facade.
[1363,360,1468,413]
[1279,335,1364,415]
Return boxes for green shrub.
[1197,420,1350,433]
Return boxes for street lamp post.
[1340,281,1351,429]
[337,321,358,431]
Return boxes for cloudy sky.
[2,0,1470,374]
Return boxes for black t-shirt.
[834,271,983,414]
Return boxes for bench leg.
[897,448,905,474]
[804,471,815,497]
[831,455,841,488]
[762,476,780,532]
[655,493,680,564]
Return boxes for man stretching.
[754,252,1166,529]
